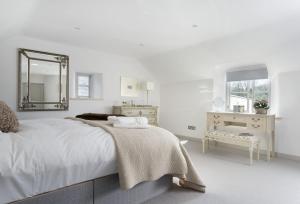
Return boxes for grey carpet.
[144,141,300,204]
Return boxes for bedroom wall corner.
[159,79,213,139]
[275,70,300,157]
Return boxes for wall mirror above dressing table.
[18,49,69,111]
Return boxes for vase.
[255,108,267,114]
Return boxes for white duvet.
[0,118,117,204]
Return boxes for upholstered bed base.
[11,174,172,204]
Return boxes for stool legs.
[202,138,206,153]
[249,144,253,165]
[257,143,260,160]
[203,134,260,165]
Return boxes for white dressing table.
[204,112,275,161]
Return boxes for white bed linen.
[0,118,117,204]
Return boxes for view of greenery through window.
[227,79,269,113]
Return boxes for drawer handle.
[251,118,261,122]
[251,124,261,128]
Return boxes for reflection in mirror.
[18,49,69,111]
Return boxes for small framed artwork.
[121,77,139,97]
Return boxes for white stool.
[202,131,260,165]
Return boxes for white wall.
[276,71,300,156]
[160,80,213,138]
[142,18,300,157]
[0,35,160,119]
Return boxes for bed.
[0,118,204,204]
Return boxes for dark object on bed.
[76,113,125,121]
[11,174,172,204]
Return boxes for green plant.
[253,100,269,110]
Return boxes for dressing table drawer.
[249,117,266,123]
[248,117,266,129]
[140,109,157,115]
[121,109,141,116]
[223,115,248,123]
[207,113,223,129]
[207,113,223,121]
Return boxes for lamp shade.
[145,81,154,91]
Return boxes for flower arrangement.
[253,100,269,114]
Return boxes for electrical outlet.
[188,125,196,130]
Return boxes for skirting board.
[276,152,300,162]
[176,134,300,162]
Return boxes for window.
[226,65,270,113]
[226,79,270,113]
[74,72,103,99]
[76,73,91,98]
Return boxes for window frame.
[226,79,270,113]
[76,73,91,98]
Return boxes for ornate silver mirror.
[18,49,69,111]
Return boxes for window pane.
[78,76,89,86]
[254,79,269,101]
[254,92,268,101]
[229,81,248,92]
[254,79,269,92]
[227,78,270,113]
[230,94,248,111]
[78,86,89,97]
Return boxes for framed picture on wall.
[120,77,139,97]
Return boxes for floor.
[145,141,300,204]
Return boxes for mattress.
[0,118,117,204]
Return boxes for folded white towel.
[108,116,118,123]
[113,123,149,129]
[107,116,149,129]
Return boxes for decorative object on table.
[143,81,154,105]
[233,105,245,113]
[121,77,139,97]
[253,100,269,114]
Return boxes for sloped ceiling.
[1,0,300,83]
[141,16,300,83]
[1,0,300,59]
[0,0,38,39]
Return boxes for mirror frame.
[18,48,69,111]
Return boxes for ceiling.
[1,0,300,58]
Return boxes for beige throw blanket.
[67,117,205,192]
